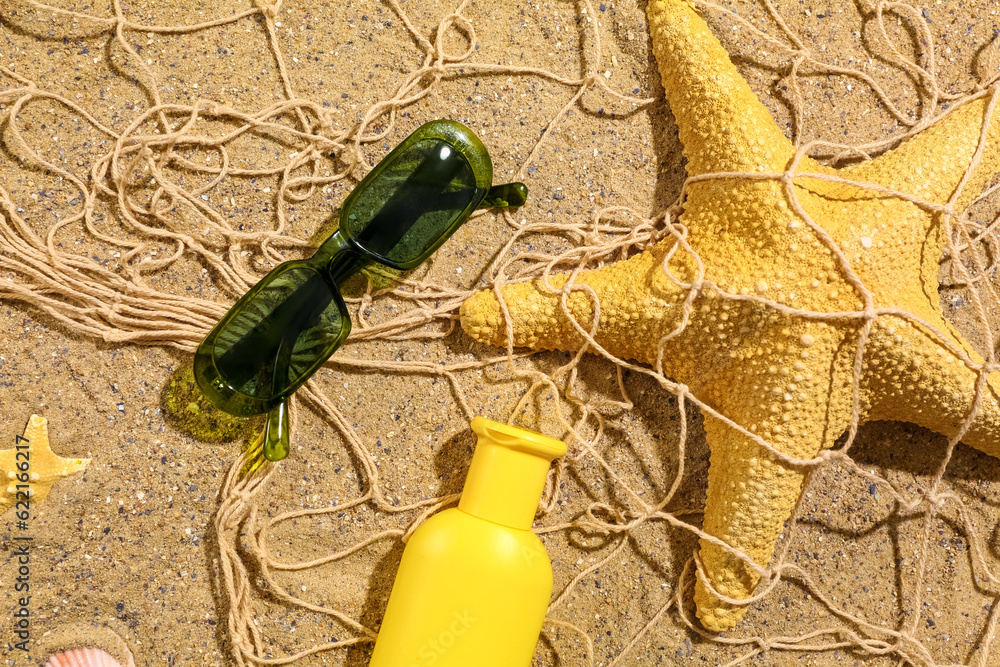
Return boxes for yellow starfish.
[460,0,1000,631]
[1,415,91,512]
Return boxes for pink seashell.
[45,647,123,667]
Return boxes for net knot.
[752,635,776,652]
[817,448,846,464]
[583,502,628,533]
[255,0,283,19]
[233,488,257,508]
[757,566,784,591]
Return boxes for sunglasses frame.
[194,120,502,418]
[194,260,353,417]
[341,119,495,271]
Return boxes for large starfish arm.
[863,317,1000,458]
[460,243,687,364]
[645,0,797,176]
[843,96,1000,211]
[690,319,855,631]
[695,417,816,632]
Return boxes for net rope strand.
[1,0,999,665]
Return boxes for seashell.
[45,647,123,667]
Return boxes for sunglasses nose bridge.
[323,242,369,286]
[312,230,352,267]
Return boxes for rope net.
[1,0,999,665]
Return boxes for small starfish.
[1,415,91,512]
[460,0,1000,631]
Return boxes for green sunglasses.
[193,120,527,461]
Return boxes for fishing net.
[1,0,999,665]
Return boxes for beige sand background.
[1,0,1000,665]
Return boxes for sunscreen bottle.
[368,416,567,667]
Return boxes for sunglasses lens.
[344,138,483,266]
[198,265,349,413]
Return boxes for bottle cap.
[458,417,567,530]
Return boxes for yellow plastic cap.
[458,417,568,530]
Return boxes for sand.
[1,0,1000,665]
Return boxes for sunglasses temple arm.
[477,182,528,210]
[263,337,294,461]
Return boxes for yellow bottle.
[368,416,567,667]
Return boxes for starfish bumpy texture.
[460,0,1000,631]
[1,415,91,512]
